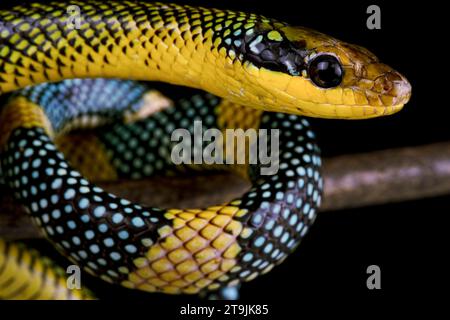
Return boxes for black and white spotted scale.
[0,78,322,294]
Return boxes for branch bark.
[2,142,450,240]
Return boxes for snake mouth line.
[344,103,407,119]
[286,101,407,119]
[359,103,406,119]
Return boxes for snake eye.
[308,54,343,88]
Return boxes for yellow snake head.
[225,23,412,119]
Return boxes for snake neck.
[0,1,282,98]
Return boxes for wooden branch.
[2,142,450,240]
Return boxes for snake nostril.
[371,70,411,106]
[386,71,404,83]
[373,76,393,94]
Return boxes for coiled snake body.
[0,1,411,299]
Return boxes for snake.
[0,1,411,299]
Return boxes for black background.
[1,0,447,314]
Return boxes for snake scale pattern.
[0,1,411,299]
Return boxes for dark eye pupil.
[308,55,343,88]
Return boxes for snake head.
[234,24,411,119]
[299,34,412,119]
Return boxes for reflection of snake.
[0,1,411,299]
